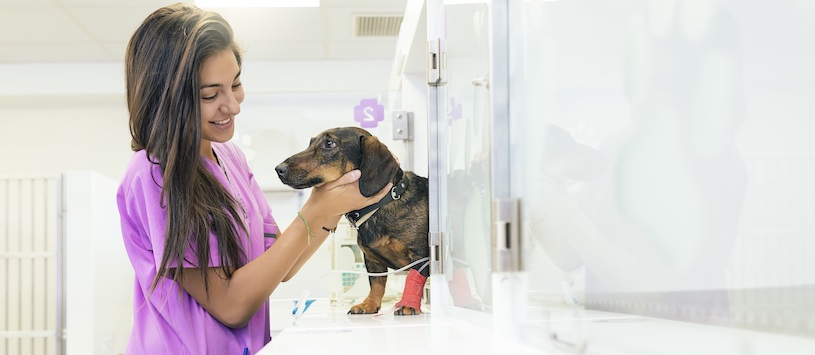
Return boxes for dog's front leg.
[347,276,386,314]
[348,258,388,314]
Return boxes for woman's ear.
[358,135,399,197]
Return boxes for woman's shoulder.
[120,149,162,190]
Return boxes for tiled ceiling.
[0,0,407,64]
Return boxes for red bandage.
[394,269,427,312]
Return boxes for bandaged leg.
[394,269,427,314]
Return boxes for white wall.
[0,95,132,180]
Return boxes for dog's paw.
[393,306,421,316]
[347,302,380,314]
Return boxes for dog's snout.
[275,163,289,176]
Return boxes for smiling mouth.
[212,118,232,125]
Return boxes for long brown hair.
[125,3,247,295]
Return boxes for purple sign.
[447,97,462,125]
[354,98,385,128]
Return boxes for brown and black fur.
[275,127,429,315]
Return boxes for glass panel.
[438,2,493,315]
[512,0,815,352]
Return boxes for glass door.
[507,0,815,353]
[427,0,494,323]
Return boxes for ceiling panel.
[0,0,407,64]
[67,7,165,42]
[327,40,397,60]
[56,0,177,6]
[0,0,53,7]
[0,8,93,44]
[218,8,325,42]
[240,41,326,61]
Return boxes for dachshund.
[275,126,429,315]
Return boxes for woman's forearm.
[176,211,334,328]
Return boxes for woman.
[116,3,391,354]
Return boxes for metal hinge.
[427,39,447,86]
[429,231,444,274]
[492,199,521,272]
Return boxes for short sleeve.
[118,161,221,270]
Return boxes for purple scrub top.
[117,141,279,355]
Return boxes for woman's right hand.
[302,170,392,220]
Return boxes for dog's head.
[275,126,400,197]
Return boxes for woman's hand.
[302,170,392,220]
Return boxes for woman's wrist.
[298,204,341,232]
[298,202,328,223]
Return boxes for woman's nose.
[221,93,241,115]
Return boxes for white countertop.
[259,298,542,355]
[259,298,815,355]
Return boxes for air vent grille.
[354,15,403,37]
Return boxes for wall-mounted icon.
[354,98,385,128]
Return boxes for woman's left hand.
[303,170,391,219]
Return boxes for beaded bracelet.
[296,211,313,246]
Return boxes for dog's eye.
[322,140,337,150]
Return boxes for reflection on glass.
[517,0,815,343]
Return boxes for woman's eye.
[202,94,216,100]
[232,82,242,90]
[322,140,337,150]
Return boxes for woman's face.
[198,49,244,155]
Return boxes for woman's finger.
[322,170,361,190]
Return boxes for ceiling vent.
[353,14,403,37]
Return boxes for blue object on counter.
[292,299,316,315]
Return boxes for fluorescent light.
[443,0,557,3]
[195,0,319,8]
[443,0,486,4]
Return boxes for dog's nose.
[275,163,289,176]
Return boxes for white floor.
[259,299,815,355]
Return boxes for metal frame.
[426,0,448,277]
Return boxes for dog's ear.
[358,135,399,197]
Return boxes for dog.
[275,127,430,315]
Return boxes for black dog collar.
[345,169,408,229]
